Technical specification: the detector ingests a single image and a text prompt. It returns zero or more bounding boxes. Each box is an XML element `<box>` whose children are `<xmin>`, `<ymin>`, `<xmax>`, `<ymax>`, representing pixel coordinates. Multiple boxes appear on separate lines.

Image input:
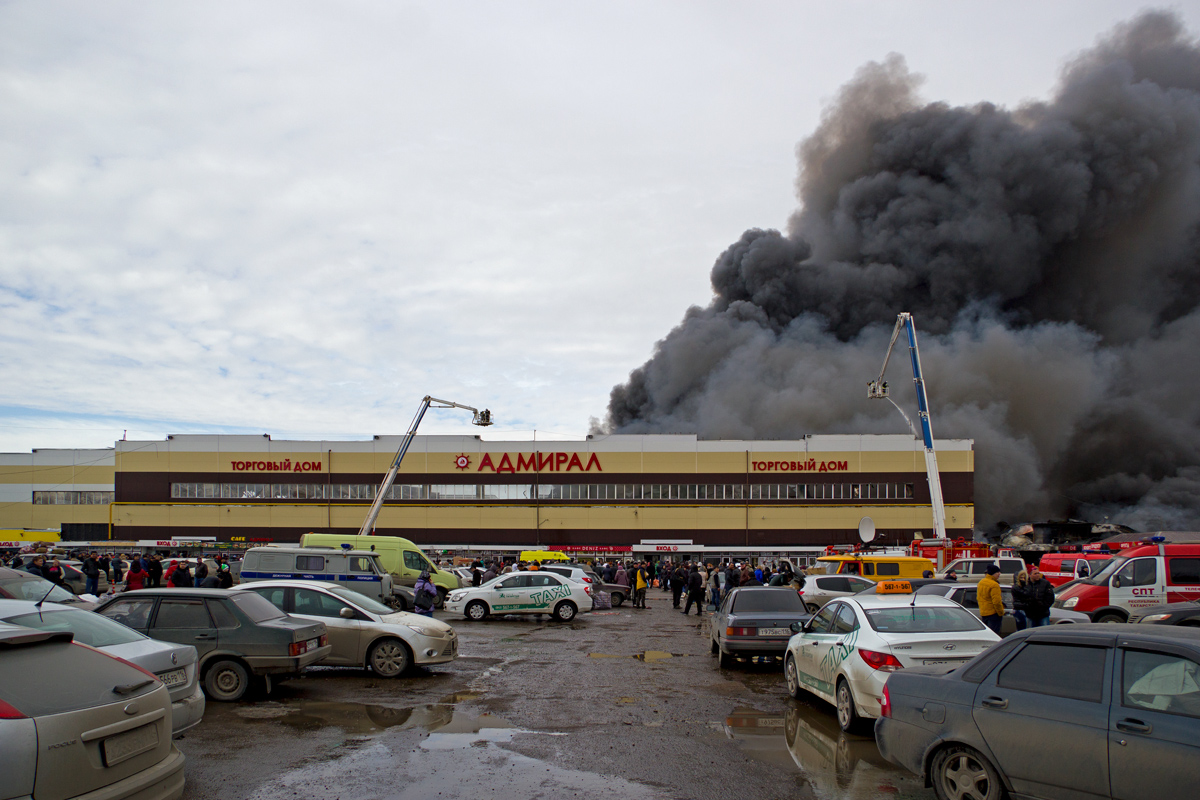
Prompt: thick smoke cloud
<box><xmin>603</xmin><ymin>12</ymin><xmax>1200</xmax><ymax>531</ymax></box>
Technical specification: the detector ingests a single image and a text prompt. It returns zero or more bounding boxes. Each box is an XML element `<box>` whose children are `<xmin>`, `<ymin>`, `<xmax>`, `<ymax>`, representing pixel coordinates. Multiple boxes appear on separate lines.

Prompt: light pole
<box><xmin>358</xmin><ymin>396</ymin><xmax>493</xmax><ymax>537</ymax></box>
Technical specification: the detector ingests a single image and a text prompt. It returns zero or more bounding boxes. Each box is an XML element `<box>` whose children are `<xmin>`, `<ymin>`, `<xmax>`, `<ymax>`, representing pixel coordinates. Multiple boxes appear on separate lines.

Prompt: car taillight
<box><xmin>319</xmin><ymin>634</ymin><xmax>328</xmax><ymax>647</ymax></box>
<box><xmin>583</xmin><ymin>576</ymin><xmax>593</xmax><ymax>583</ymax></box>
<box><xmin>727</xmin><ymin>627</ymin><xmax>757</xmax><ymax>636</ymax></box>
<box><xmin>0</xmin><ymin>698</ymin><xmax>27</xmax><ymax>719</ymax></box>
<box><xmin>880</xmin><ymin>684</ymin><xmax>892</xmax><ymax>718</ymax></box>
<box><xmin>859</xmin><ymin>649</ymin><xmax>904</xmax><ymax>672</ymax></box>
<box><xmin>584</xmin><ymin>586</ymin><xmax>592</xmax><ymax>595</ymax></box>
<box><xmin>289</xmin><ymin>642</ymin><xmax>304</xmax><ymax>656</ymax></box>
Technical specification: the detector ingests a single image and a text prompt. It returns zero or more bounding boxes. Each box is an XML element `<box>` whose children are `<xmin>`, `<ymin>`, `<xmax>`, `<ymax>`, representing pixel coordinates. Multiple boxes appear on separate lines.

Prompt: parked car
<box><xmin>875</xmin><ymin>624</ymin><xmax>1200</xmax><ymax>800</ymax></box>
<box><xmin>93</xmin><ymin>588</ymin><xmax>330</xmax><ymax>702</ymax></box>
<box><xmin>56</xmin><ymin>558</ymin><xmax>112</xmax><ymax>594</ymax></box>
<box><xmin>1037</xmin><ymin>552</ymin><xmax>1114</xmax><ymax>587</ymax></box>
<box><xmin>445</xmin><ymin>571</ymin><xmax>592</xmax><ymax>622</ymax></box>
<box><xmin>1054</xmin><ymin>543</ymin><xmax>1200</xmax><ymax>623</ymax></box>
<box><xmin>233</xmin><ymin>580</ymin><xmax>458</xmax><ymax>676</ymax></box>
<box><xmin>238</xmin><ymin>546</ymin><xmax>396</xmax><ymax>605</ymax></box>
<box><xmin>784</xmin><ymin>588</ymin><xmax>999</xmax><ymax>732</ymax></box>
<box><xmin>0</xmin><ymin>599</ymin><xmax>204</xmax><ymax>736</ymax></box>
<box><xmin>912</xmin><ymin>581</ymin><xmax>1090</xmax><ymax>634</ymax></box>
<box><xmin>0</xmin><ymin>565</ymin><xmax>97</xmax><ymax>608</ymax></box>
<box><xmin>1129</xmin><ymin>601</ymin><xmax>1200</xmax><ymax>626</ymax></box>
<box><xmin>799</xmin><ymin>574</ymin><xmax>877</xmax><ymax>613</ymax></box>
<box><xmin>539</xmin><ymin>563</ymin><xmax>628</xmax><ymax>606</ymax></box>
<box><xmin>711</xmin><ymin>587</ymin><xmax>811</xmax><ymax>669</ymax></box>
<box><xmin>936</xmin><ymin>557</ymin><xmax>1026</xmax><ymax>585</ymax></box>
<box><xmin>0</xmin><ymin>622</ymin><xmax>186</xmax><ymax>800</ymax></box>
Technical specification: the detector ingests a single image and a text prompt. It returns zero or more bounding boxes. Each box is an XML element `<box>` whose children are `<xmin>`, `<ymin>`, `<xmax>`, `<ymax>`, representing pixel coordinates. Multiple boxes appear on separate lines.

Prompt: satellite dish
<box><xmin>858</xmin><ymin>517</ymin><xmax>876</xmax><ymax>544</ymax></box>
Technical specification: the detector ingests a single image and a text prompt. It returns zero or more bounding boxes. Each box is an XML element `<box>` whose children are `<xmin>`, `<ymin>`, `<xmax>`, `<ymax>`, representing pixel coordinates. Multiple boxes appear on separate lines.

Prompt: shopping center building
<box><xmin>2</xmin><ymin>433</ymin><xmax>974</xmax><ymax>554</ymax></box>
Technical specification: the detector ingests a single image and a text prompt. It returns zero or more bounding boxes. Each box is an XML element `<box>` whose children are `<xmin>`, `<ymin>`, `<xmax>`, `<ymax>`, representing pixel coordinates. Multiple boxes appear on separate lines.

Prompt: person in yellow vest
<box><xmin>978</xmin><ymin>564</ymin><xmax>1005</xmax><ymax>635</ymax></box>
<box><xmin>633</xmin><ymin>562</ymin><xmax>649</xmax><ymax>609</ymax></box>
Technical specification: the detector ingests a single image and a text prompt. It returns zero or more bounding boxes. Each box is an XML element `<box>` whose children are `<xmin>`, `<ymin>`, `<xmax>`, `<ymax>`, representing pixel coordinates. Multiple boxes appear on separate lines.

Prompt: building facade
<box><xmin>101</xmin><ymin>433</ymin><xmax>973</xmax><ymax>548</ymax></box>
<box><xmin>0</xmin><ymin>448</ymin><xmax>114</xmax><ymax>542</ymax></box>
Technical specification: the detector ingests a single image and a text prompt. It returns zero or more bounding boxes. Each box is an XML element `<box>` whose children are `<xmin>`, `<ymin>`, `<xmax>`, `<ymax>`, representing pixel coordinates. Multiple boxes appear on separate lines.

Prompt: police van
<box><xmin>238</xmin><ymin>546</ymin><xmax>395</xmax><ymax>604</ymax></box>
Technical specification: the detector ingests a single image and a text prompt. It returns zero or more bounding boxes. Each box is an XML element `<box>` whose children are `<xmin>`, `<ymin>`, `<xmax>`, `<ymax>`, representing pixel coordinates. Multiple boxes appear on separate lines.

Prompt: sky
<box><xmin>3</xmin><ymin>1</ymin><xmax>1198</xmax><ymax>453</ymax></box>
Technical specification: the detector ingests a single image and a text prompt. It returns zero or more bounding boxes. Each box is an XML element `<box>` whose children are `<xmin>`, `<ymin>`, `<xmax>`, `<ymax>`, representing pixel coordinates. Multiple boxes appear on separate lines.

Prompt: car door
<box><xmin>289</xmin><ymin>586</ymin><xmax>363</xmax><ymax>665</ymax></box>
<box><xmin>794</xmin><ymin>603</ymin><xmax>842</xmax><ymax>705</ymax></box>
<box><xmin>972</xmin><ymin>639</ymin><xmax>1112</xmax><ymax>799</ymax></box>
<box><xmin>490</xmin><ymin>574</ymin><xmax>529</xmax><ymax>612</ymax></box>
<box><xmin>525</xmin><ymin>574</ymin><xmax>570</xmax><ymax>610</ymax></box>
<box><xmin>149</xmin><ymin>596</ymin><xmax>220</xmax><ymax>662</ymax></box>
<box><xmin>1110</xmin><ymin>557</ymin><xmax>1162</xmax><ymax>617</ymax></box>
<box><xmin>1109</xmin><ymin>643</ymin><xmax>1200</xmax><ymax>800</ymax></box>
<box><xmin>953</xmin><ymin>587</ymin><xmax>1017</xmax><ymax>636</ymax></box>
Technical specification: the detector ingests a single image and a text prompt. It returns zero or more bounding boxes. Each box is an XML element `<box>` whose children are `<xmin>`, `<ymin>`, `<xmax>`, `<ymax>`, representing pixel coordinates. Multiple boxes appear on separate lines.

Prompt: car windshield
<box><xmin>1086</xmin><ymin>555</ymin><xmax>1130</xmax><ymax>584</ymax></box>
<box><xmin>0</xmin><ymin>576</ymin><xmax>80</xmax><ymax>604</ymax></box>
<box><xmin>731</xmin><ymin>590</ymin><xmax>805</xmax><ymax>613</ymax></box>
<box><xmin>326</xmin><ymin>585</ymin><xmax>393</xmax><ymax>616</ymax></box>
<box><xmin>229</xmin><ymin>591</ymin><xmax>287</xmax><ymax>622</ymax></box>
<box><xmin>6</xmin><ymin>607</ymin><xmax>145</xmax><ymax>647</ymax></box>
<box><xmin>863</xmin><ymin>605</ymin><xmax>986</xmax><ymax>633</ymax></box>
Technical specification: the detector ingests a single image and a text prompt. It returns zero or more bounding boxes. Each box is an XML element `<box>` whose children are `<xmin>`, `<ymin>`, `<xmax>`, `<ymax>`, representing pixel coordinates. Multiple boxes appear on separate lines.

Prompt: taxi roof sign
<box><xmin>877</xmin><ymin>580</ymin><xmax>913</xmax><ymax>594</ymax></box>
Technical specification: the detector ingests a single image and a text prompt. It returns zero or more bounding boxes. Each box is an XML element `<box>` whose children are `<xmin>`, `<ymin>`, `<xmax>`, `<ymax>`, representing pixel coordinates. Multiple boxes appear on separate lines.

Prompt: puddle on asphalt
<box><xmin>587</xmin><ymin>649</ymin><xmax>690</xmax><ymax>662</ymax></box>
<box><xmin>719</xmin><ymin>704</ymin><xmax>928</xmax><ymax>800</ymax></box>
<box><xmin>231</xmin><ymin>698</ymin><xmax>515</xmax><ymax>741</ymax></box>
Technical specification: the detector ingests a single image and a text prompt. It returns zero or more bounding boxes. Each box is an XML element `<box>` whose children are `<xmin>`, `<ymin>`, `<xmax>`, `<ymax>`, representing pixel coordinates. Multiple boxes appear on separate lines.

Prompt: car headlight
<box><xmin>406</xmin><ymin>624</ymin><xmax>441</xmax><ymax>637</ymax></box>
<box><xmin>1138</xmin><ymin>613</ymin><xmax>1172</xmax><ymax>623</ymax></box>
<box><xmin>448</xmin><ymin>593</ymin><xmax>464</xmax><ymax>602</ymax></box>
<box><xmin>1062</xmin><ymin>596</ymin><xmax>1079</xmax><ymax>608</ymax></box>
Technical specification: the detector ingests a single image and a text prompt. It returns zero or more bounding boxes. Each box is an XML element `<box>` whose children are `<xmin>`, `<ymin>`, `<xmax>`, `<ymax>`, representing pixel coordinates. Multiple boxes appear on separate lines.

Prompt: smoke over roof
<box><xmin>601</xmin><ymin>11</ymin><xmax>1200</xmax><ymax>531</ymax></box>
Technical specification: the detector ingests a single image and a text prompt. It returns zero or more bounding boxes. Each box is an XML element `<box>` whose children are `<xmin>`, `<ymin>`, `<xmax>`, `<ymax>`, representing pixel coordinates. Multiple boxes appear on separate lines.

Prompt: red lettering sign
<box><xmin>476</xmin><ymin>452</ymin><xmax>604</xmax><ymax>473</ymax></box>
<box><xmin>230</xmin><ymin>460</ymin><xmax>323</xmax><ymax>473</ymax></box>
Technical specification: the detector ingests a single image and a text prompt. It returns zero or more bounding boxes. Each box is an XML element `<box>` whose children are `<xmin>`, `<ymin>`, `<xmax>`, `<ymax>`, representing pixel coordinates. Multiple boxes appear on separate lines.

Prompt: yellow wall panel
<box><xmin>694</xmin><ymin>507</ymin><xmax>748</xmax><ymax>529</ymax></box>
<box><xmin>859</xmin><ymin>452</ymin><xmax>920</xmax><ymax>472</ymax></box>
<box><xmin>584</xmin><ymin>506</ymin><xmax>641</xmax><ymax>530</ymax></box>
<box><xmin>476</xmin><ymin>507</ymin><xmax>539</xmax><ymax>528</ymax></box>
<box><xmin>696</xmin><ymin>453</ymin><xmax>749</xmax><ymax>473</ymax></box>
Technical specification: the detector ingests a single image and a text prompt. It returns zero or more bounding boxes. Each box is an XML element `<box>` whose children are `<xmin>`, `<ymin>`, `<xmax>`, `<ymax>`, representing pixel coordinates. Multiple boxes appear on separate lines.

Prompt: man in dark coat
<box><xmin>682</xmin><ymin>564</ymin><xmax>706</xmax><ymax>615</ymax></box>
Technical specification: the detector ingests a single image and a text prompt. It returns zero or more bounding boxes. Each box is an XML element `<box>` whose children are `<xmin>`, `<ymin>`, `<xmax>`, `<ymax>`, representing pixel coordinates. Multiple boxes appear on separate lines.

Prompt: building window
<box><xmin>32</xmin><ymin>491</ymin><xmax>114</xmax><ymax>505</ymax></box>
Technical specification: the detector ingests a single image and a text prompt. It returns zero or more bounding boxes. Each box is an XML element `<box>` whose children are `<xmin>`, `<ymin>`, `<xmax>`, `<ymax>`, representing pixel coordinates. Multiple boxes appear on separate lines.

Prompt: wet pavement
<box><xmin>176</xmin><ymin>593</ymin><xmax>933</xmax><ymax>800</ymax></box>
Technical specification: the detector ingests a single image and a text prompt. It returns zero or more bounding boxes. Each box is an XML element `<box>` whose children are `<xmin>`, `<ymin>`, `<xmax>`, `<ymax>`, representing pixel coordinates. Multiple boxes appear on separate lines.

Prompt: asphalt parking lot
<box><xmin>177</xmin><ymin>591</ymin><xmax>932</xmax><ymax>800</ymax></box>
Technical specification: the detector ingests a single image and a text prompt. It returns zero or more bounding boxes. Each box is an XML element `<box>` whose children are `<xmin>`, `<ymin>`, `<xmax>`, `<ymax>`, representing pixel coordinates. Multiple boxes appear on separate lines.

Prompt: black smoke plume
<box><xmin>602</xmin><ymin>11</ymin><xmax>1200</xmax><ymax>531</ymax></box>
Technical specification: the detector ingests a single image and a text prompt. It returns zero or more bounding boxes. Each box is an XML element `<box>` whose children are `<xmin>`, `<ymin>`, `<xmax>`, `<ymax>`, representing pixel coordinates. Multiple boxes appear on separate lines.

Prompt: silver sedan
<box><xmin>0</xmin><ymin>599</ymin><xmax>204</xmax><ymax>737</ymax></box>
<box><xmin>234</xmin><ymin>580</ymin><xmax>458</xmax><ymax>677</ymax></box>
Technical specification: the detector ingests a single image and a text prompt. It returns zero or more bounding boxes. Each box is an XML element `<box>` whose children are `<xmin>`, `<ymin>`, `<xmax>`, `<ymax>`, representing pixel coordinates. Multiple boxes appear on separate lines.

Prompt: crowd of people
<box><xmin>448</xmin><ymin>556</ymin><xmax>809</xmax><ymax>614</ymax></box>
<box><xmin>2</xmin><ymin>550</ymin><xmax>235</xmax><ymax>594</ymax></box>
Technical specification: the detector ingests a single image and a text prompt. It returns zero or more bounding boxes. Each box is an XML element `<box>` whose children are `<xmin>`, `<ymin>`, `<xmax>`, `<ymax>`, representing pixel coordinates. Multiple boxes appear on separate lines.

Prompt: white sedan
<box><xmin>784</xmin><ymin>588</ymin><xmax>1000</xmax><ymax>732</ymax></box>
<box><xmin>445</xmin><ymin>570</ymin><xmax>592</xmax><ymax>622</ymax></box>
<box><xmin>234</xmin><ymin>580</ymin><xmax>458</xmax><ymax>676</ymax></box>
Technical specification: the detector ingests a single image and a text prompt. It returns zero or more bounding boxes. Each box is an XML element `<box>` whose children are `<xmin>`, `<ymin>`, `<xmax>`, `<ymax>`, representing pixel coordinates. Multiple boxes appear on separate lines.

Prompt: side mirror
<box><xmin>1112</xmin><ymin>576</ymin><xmax>1122</xmax><ymax>589</ymax></box>
<box><xmin>790</xmin><ymin>621</ymin><xmax>804</xmax><ymax>634</ymax></box>
<box><xmin>339</xmin><ymin>607</ymin><xmax>355</xmax><ymax>619</ymax></box>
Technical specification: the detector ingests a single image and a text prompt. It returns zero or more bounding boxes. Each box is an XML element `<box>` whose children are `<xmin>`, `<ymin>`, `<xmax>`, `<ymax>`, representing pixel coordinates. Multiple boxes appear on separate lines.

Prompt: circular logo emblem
<box><xmin>454</xmin><ymin>454</ymin><xmax>471</xmax><ymax>470</ymax></box>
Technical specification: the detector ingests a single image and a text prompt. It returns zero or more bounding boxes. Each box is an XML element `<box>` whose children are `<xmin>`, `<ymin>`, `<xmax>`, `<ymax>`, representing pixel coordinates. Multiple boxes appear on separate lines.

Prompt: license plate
<box><xmin>923</xmin><ymin>658</ymin><xmax>969</xmax><ymax>666</ymax></box>
<box><xmin>758</xmin><ymin>628</ymin><xmax>790</xmax><ymax>636</ymax></box>
<box><xmin>157</xmin><ymin>668</ymin><xmax>187</xmax><ymax>688</ymax></box>
<box><xmin>102</xmin><ymin>723</ymin><xmax>159</xmax><ymax>767</ymax></box>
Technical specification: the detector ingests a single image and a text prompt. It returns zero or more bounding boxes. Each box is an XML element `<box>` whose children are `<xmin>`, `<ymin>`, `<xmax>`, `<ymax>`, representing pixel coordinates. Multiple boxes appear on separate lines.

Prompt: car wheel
<box><xmin>718</xmin><ymin>649</ymin><xmax>734</xmax><ymax>669</ymax></box>
<box><xmin>465</xmin><ymin>600</ymin><xmax>489</xmax><ymax>621</ymax></box>
<box><xmin>784</xmin><ymin>655</ymin><xmax>804</xmax><ymax>699</ymax></box>
<box><xmin>711</xmin><ymin>637</ymin><xmax>720</xmax><ymax>655</ymax></box>
<box><xmin>611</xmin><ymin>592</ymin><xmax>625</xmax><ymax>607</ymax></box>
<box><xmin>204</xmin><ymin>659</ymin><xmax>251</xmax><ymax>702</ymax></box>
<box><xmin>367</xmin><ymin>637</ymin><xmax>411</xmax><ymax>678</ymax></box>
<box><xmin>806</xmin><ymin>603</ymin><xmax>821</xmax><ymax>614</ymax></box>
<box><xmin>1095</xmin><ymin>612</ymin><xmax>1127</xmax><ymax>624</ymax></box>
<box><xmin>835</xmin><ymin>678</ymin><xmax>863</xmax><ymax>733</ymax></box>
<box><xmin>434</xmin><ymin>588</ymin><xmax>447</xmax><ymax>610</ymax></box>
<box><xmin>553</xmin><ymin>601</ymin><xmax>577</xmax><ymax>622</ymax></box>
<box><xmin>931</xmin><ymin>745</ymin><xmax>1004</xmax><ymax>800</ymax></box>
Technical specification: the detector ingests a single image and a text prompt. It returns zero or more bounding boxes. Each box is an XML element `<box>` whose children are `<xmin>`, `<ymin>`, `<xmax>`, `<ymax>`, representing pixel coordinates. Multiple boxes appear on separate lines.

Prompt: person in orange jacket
<box><xmin>978</xmin><ymin>564</ymin><xmax>1005</xmax><ymax>635</ymax></box>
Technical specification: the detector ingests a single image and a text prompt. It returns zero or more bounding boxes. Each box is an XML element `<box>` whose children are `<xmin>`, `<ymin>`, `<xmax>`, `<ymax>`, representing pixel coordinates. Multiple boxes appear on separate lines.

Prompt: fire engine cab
<box><xmin>1053</xmin><ymin>540</ymin><xmax>1200</xmax><ymax>623</ymax></box>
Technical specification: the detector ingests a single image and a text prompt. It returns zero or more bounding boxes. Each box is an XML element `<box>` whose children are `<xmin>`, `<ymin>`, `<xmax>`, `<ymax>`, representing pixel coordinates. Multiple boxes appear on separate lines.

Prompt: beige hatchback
<box><xmin>0</xmin><ymin>622</ymin><xmax>185</xmax><ymax>800</ymax></box>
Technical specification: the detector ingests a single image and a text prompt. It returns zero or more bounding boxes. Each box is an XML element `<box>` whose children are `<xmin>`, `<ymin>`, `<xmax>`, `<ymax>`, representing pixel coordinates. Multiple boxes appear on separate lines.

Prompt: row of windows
<box><xmin>169</xmin><ymin>482</ymin><xmax>917</xmax><ymax>503</ymax></box>
<box><xmin>32</xmin><ymin>491</ymin><xmax>115</xmax><ymax>505</ymax></box>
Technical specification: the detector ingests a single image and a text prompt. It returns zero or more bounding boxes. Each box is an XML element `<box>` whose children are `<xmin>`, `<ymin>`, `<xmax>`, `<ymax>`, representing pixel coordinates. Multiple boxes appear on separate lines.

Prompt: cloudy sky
<box><xmin>3</xmin><ymin>1</ymin><xmax>1196</xmax><ymax>452</ymax></box>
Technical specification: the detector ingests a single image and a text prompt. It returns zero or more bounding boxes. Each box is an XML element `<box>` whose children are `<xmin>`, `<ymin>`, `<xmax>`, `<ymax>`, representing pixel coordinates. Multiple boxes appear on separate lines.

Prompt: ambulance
<box><xmin>1053</xmin><ymin>540</ymin><xmax>1200</xmax><ymax>622</ymax></box>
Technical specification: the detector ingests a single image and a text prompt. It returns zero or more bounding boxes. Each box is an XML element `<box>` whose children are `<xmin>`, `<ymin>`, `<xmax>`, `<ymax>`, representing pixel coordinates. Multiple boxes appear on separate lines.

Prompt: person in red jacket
<box><xmin>124</xmin><ymin>560</ymin><xmax>147</xmax><ymax>591</ymax></box>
